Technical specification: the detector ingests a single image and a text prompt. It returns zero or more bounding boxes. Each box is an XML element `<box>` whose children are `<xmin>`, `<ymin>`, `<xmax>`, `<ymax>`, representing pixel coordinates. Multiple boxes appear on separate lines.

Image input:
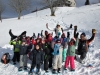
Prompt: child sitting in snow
<box><xmin>64</xmin><ymin>32</ymin><xmax>79</xmax><ymax>71</ymax></box>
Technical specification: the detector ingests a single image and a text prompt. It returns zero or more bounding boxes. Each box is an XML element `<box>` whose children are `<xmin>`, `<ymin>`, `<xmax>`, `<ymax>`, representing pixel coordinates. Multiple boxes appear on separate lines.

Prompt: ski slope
<box><xmin>0</xmin><ymin>3</ymin><xmax>100</xmax><ymax>75</ymax></box>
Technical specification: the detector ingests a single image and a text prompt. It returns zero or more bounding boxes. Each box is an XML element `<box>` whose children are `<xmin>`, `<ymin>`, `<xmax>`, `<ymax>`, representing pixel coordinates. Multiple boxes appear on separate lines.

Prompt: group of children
<box><xmin>9</xmin><ymin>24</ymin><xmax>96</xmax><ymax>75</ymax></box>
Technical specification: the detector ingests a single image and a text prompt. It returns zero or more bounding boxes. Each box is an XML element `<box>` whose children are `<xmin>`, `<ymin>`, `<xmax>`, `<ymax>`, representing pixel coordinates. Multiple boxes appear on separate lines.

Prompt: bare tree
<box><xmin>44</xmin><ymin>0</ymin><xmax>58</xmax><ymax>16</ymax></box>
<box><xmin>0</xmin><ymin>0</ymin><xmax>5</xmax><ymax>22</ymax></box>
<box><xmin>99</xmin><ymin>0</ymin><xmax>100</xmax><ymax>3</ymax></box>
<box><xmin>9</xmin><ymin>0</ymin><xmax>31</xmax><ymax>19</ymax></box>
<box><xmin>85</xmin><ymin>0</ymin><xmax>90</xmax><ymax>5</ymax></box>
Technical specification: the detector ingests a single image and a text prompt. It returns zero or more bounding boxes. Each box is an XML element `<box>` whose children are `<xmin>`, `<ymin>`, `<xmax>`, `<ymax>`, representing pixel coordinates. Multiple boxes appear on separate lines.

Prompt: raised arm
<box><xmin>66</xmin><ymin>32</ymin><xmax>70</xmax><ymax>43</ymax></box>
<box><xmin>74</xmin><ymin>33</ymin><xmax>79</xmax><ymax>46</ymax></box>
<box><xmin>87</xmin><ymin>29</ymin><xmax>96</xmax><ymax>44</ymax></box>
<box><xmin>63</xmin><ymin>24</ymin><xmax>73</xmax><ymax>31</ymax></box>
<box><xmin>46</xmin><ymin>23</ymin><xmax>55</xmax><ymax>31</ymax></box>
<box><xmin>74</xmin><ymin>26</ymin><xmax>77</xmax><ymax>39</ymax></box>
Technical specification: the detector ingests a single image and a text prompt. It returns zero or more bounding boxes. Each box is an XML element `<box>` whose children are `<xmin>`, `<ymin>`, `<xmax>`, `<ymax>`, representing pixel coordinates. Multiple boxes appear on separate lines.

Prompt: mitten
<box><xmin>67</xmin><ymin>32</ymin><xmax>70</xmax><ymax>38</ymax></box>
<box><xmin>92</xmin><ymin>29</ymin><xmax>96</xmax><ymax>34</ymax></box>
<box><xmin>74</xmin><ymin>26</ymin><xmax>77</xmax><ymax>31</ymax></box>
<box><xmin>33</xmin><ymin>33</ymin><xmax>36</xmax><ymax>38</ymax></box>
<box><xmin>41</xmin><ymin>30</ymin><xmax>43</xmax><ymax>37</ymax></box>
<box><xmin>70</xmin><ymin>24</ymin><xmax>73</xmax><ymax>28</ymax></box>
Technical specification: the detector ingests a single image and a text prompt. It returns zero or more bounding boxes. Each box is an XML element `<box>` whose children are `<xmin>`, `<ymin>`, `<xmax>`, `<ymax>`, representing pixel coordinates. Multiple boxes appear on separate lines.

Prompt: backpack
<box><xmin>78</xmin><ymin>40</ymin><xmax>87</xmax><ymax>52</ymax></box>
<box><xmin>52</xmin><ymin>44</ymin><xmax>60</xmax><ymax>55</ymax></box>
<box><xmin>1</xmin><ymin>53</ymin><xmax>10</xmax><ymax>64</ymax></box>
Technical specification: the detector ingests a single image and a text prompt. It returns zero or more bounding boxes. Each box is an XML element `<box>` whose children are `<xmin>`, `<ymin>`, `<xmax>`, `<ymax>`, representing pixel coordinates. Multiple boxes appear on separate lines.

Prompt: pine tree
<box><xmin>85</xmin><ymin>0</ymin><xmax>90</xmax><ymax>5</ymax></box>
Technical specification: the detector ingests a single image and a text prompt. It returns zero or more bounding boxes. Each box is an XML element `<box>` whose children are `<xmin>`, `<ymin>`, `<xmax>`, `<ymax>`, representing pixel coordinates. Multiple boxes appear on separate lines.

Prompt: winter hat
<box><xmin>81</xmin><ymin>32</ymin><xmax>86</xmax><ymax>36</ymax></box>
<box><xmin>56</xmin><ymin>38</ymin><xmax>61</xmax><ymax>43</ymax></box>
<box><xmin>56</xmin><ymin>24</ymin><xmax>60</xmax><ymax>27</ymax></box>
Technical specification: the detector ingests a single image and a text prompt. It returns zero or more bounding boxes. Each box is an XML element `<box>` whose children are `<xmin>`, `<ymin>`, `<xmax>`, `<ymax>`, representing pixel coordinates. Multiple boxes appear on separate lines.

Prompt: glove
<box><xmin>76</xmin><ymin>32</ymin><xmax>79</xmax><ymax>38</ymax></box>
<box><xmin>41</xmin><ymin>30</ymin><xmax>43</xmax><ymax>37</ymax></box>
<box><xmin>92</xmin><ymin>29</ymin><xmax>96</xmax><ymax>34</ymax></box>
<box><xmin>74</xmin><ymin>26</ymin><xmax>77</xmax><ymax>31</ymax></box>
<box><xmin>67</xmin><ymin>32</ymin><xmax>70</xmax><ymax>38</ymax></box>
<box><xmin>33</xmin><ymin>33</ymin><xmax>36</xmax><ymax>38</ymax></box>
<box><xmin>70</xmin><ymin>24</ymin><xmax>73</xmax><ymax>28</ymax></box>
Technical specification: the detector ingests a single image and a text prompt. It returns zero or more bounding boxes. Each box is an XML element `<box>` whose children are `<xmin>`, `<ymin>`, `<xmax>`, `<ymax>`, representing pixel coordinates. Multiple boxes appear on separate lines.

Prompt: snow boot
<box><xmin>58</xmin><ymin>68</ymin><xmax>61</xmax><ymax>73</ymax></box>
<box><xmin>18</xmin><ymin>67</ymin><xmax>23</xmax><ymax>71</ymax></box>
<box><xmin>52</xmin><ymin>69</ymin><xmax>57</xmax><ymax>74</ymax></box>
<box><xmin>24</xmin><ymin>66</ymin><xmax>27</xmax><ymax>70</ymax></box>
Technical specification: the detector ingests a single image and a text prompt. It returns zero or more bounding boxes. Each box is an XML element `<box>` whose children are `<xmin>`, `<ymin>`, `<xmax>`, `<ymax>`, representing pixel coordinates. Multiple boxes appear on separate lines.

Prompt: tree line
<box><xmin>0</xmin><ymin>0</ymin><xmax>92</xmax><ymax>22</ymax></box>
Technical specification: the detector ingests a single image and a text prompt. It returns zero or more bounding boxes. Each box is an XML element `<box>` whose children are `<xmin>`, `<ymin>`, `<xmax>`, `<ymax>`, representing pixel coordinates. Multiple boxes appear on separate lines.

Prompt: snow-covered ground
<box><xmin>0</xmin><ymin>2</ymin><xmax>100</xmax><ymax>75</ymax></box>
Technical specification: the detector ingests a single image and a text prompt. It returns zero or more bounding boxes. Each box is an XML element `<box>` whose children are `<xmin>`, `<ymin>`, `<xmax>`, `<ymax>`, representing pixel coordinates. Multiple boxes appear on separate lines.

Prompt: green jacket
<box><xmin>9</xmin><ymin>40</ymin><xmax>21</xmax><ymax>52</ymax></box>
<box><xmin>67</xmin><ymin>38</ymin><xmax>78</xmax><ymax>56</ymax></box>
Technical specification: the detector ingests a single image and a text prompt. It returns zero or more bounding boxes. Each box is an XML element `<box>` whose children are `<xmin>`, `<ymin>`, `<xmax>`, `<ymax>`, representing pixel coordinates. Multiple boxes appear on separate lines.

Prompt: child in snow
<box><xmin>9</xmin><ymin>37</ymin><xmax>21</xmax><ymax>65</ymax></box>
<box><xmin>46</xmin><ymin>23</ymin><xmax>72</xmax><ymax>38</ymax></box>
<box><xmin>29</xmin><ymin>44</ymin><xmax>44</xmax><ymax>75</ymax></box>
<box><xmin>74</xmin><ymin>26</ymin><xmax>96</xmax><ymax>63</ymax></box>
<box><xmin>41</xmin><ymin>39</ymin><xmax>53</xmax><ymax>73</ymax></box>
<box><xmin>18</xmin><ymin>39</ymin><xmax>29</xmax><ymax>71</ymax></box>
<box><xmin>61</xmin><ymin>33</ymin><xmax>68</xmax><ymax>62</ymax></box>
<box><xmin>64</xmin><ymin>32</ymin><xmax>79</xmax><ymax>71</ymax></box>
<box><xmin>51</xmin><ymin>38</ymin><xmax>63</xmax><ymax>74</ymax></box>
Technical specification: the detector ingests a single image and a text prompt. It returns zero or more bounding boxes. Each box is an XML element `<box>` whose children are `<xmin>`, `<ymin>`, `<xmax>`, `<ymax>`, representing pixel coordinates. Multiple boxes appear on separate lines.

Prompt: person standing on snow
<box><xmin>61</xmin><ymin>33</ymin><xmax>68</xmax><ymax>62</ymax></box>
<box><xmin>64</xmin><ymin>32</ymin><xmax>79</xmax><ymax>71</ymax></box>
<box><xmin>51</xmin><ymin>38</ymin><xmax>63</xmax><ymax>74</ymax></box>
<box><xmin>18</xmin><ymin>39</ymin><xmax>29</xmax><ymax>71</ymax></box>
<box><xmin>46</xmin><ymin>23</ymin><xmax>72</xmax><ymax>38</ymax></box>
<box><xmin>74</xmin><ymin>26</ymin><xmax>96</xmax><ymax>63</ymax></box>
<box><xmin>9</xmin><ymin>37</ymin><xmax>21</xmax><ymax>65</ymax></box>
<box><xmin>41</xmin><ymin>39</ymin><xmax>53</xmax><ymax>73</ymax></box>
<box><xmin>29</xmin><ymin>44</ymin><xmax>44</xmax><ymax>75</ymax></box>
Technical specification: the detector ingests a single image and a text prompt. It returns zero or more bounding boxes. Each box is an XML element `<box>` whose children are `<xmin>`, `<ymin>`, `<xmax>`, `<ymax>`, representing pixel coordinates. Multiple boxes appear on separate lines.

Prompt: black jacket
<box><xmin>32</xmin><ymin>49</ymin><xmax>44</xmax><ymax>64</ymax></box>
<box><xmin>19</xmin><ymin>45</ymin><xmax>28</xmax><ymax>55</ymax></box>
<box><xmin>42</xmin><ymin>43</ymin><xmax>53</xmax><ymax>55</ymax></box>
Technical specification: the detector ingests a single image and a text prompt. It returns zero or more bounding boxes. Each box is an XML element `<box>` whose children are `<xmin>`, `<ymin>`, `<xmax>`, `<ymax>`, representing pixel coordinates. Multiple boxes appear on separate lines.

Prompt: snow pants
<box><xmin>62</xmin><ymin>48</ymin><xmax>67</xmax><ymax>62</ymax></box>
<box><xmin>76</xmin><ymin>50</ymin><xmax>87</xmax><ymax>60</ymax></box>
<box><xmin>44</xmin><ymin>55</ymin><xmax>52</xmax><ymax>70</ymax></box>
<box><xmin>30</xmin><ymin>64</ymin><xmax>40</xmax><ymax>72</ymax></box>
<box><xmin>12</xmin><ymin>52</ymin><xmax>20</xmax><ymax>62</ymax></box>
<box><xmin>52</xmin><ymin>54</ymin><xmax>62</xmax><ymax>69</ymax></box>
<box><xmin>19</xmin><ymin>55</ymin><xmax>27</xmax><ymax>67</ymax></box>
<box><xmin>64</xmin><ymin>56</ymin><xmax>75</xmax><ymax>70</ymax></box>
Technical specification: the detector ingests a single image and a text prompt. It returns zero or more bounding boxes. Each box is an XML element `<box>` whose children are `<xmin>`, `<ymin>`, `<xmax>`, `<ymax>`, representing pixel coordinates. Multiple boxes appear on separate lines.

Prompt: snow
<box><xmin>0</xmin><ymin>1</ymin><xmax>100</xmax><ymax>75</ymax></box>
